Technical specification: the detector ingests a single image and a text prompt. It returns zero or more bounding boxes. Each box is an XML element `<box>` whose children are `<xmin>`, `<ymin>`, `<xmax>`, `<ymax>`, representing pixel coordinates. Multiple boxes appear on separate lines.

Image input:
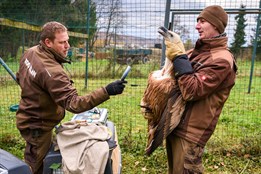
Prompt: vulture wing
<box><xmin>145</xmin><ymin>90</ymin><xmax>186</xmax><ymax>155</ymax></box>
<box><xmin>141</xmin><ymin>69</ymin><xmax>186</xmax><ymax>155</ymax></box>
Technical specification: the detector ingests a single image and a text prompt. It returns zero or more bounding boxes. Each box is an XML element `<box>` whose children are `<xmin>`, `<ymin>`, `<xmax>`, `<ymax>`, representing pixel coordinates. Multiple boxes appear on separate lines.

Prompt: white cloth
<box><xmin>56</xmin><ymin>121</ymin><xmax>110</xmax><ymax>174</ymax></box>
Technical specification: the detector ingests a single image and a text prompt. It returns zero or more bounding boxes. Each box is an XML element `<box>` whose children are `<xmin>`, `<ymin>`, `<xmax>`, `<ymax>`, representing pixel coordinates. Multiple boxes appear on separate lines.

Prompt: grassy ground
<box><xmin>0</xmin><ymin>59</ymin><xmax>260</xmax><ymax>173</ymax></box>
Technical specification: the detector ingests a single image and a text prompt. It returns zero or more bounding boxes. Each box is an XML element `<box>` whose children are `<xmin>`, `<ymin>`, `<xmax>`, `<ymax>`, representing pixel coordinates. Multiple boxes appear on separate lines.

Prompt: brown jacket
<box><xmin>16</xmin><ymin>42</ymin><xmax>110</xmax><ymax>131</ymax></box>
<box><xmin>174</xmin><ymin>37</ymin><xmax>237</xmax><ymax>147</ymax></box>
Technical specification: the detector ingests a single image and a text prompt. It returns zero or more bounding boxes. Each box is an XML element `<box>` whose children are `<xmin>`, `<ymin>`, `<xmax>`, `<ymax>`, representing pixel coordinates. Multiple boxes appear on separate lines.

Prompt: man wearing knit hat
<box><xmin>160</xmin><ymin>5</ymin><xmax>237</xmax><ymax>174</ymax></box>
<box><xmin>197</xmin><ymin>5</ymin><xmax>228</xmax><ymax>34</ymax></box>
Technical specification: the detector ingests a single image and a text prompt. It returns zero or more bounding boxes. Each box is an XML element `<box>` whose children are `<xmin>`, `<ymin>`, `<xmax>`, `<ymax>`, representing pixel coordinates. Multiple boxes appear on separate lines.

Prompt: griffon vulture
<box><xmin>140</xmin><ymin>27</ymin><xmax>186</xmax><ymax>155</ymax></box>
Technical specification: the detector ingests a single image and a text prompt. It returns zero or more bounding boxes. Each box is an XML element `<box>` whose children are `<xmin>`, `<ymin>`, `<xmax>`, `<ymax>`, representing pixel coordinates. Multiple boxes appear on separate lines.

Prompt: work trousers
<box><xmin>166</xmin><ymin>133</ymin><xmax>204</xmax><ymax>174</ymax></box>
<box><xmin>20</xmin><ymin>129</ymin><xmax>52</xmax><ymax>174</ymax></box>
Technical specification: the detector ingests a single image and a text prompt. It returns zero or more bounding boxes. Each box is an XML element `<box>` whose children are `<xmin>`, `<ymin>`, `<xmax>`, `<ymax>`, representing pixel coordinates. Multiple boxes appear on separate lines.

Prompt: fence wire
<box><xmin>0</xmin><ymin>0</ymin><xmax>260</xmax><ymax>166</ymax></box>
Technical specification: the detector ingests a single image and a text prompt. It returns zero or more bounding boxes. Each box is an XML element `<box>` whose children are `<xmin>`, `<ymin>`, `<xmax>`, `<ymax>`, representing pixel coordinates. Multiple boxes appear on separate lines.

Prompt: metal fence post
<box><xmin>248</xmin><ymin>0</ymin><xmax>261</xmax><ymax>93</ymax></box>
<box><xmin>161</xmin><ymin>0</ymin><xmax>171</xmax><ymax>68</ymax></box>
<box><xmin>85</xmin><ymin>0</ymin><xmax>91</xmax><ymax>88</ymax></box>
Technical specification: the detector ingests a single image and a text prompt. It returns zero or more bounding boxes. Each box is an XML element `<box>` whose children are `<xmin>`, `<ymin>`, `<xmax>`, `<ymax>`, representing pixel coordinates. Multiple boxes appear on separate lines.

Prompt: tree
<box><xmin>66</xmin><ymin>0</ymin><xmax>97</xmax><ymax>49</ymax></box>
<box><xmin>0</xmin><ymin>0</ymin><xmax>97</xmax><ymax>59</ymax></box>
<box><xmin>257</xmin><ymin>20</ymin><xmax>261</xmax><ymax>60</ymax></box>
<box><xmin>94</xmin><ymin>0</ymin><xmax>124</xmax><ymax>47</ymax></box>
<box><xmin>230</xmin><ymin>4</ymin><xmax>247</xmax><ymax>59</ymax></box>
<box><xmin>252</xmin><ymin>12</ymin><xmax>261</xmax><ymax>60</ymax></box>
<box><xmin>172</xmin><ymin>15</ymin><xmax>190</xmax><ymax>45</ymax></box>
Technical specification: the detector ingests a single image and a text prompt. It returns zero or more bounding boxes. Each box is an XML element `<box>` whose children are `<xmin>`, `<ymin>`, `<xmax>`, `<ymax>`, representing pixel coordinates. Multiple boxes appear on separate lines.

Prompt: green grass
<box><xmin>0</xmin><ymin>59</ymin><xmax>260</xmax><ymax>173</ymax></box>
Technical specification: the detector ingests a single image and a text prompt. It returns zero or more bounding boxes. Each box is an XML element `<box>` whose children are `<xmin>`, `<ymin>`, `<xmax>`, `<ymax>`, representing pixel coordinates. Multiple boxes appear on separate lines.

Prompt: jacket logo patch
<box><xmin>24</xmin><ymin>58</ymin><xmax>37</xmax><ymax>78</ymax></box>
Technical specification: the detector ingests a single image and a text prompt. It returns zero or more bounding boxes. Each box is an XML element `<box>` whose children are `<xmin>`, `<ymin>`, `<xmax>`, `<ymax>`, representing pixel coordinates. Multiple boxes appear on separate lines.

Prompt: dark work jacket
<box><xmin>16</xmin><ymin>42</ymin><xmax>110</xmax><ymax>131</ymax></box>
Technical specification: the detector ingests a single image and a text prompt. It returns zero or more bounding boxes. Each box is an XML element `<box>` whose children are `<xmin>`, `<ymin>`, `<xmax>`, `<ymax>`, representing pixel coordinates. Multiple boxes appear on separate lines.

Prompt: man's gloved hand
<box><xmin>164</xmin><ymin>31</ymin><xmax>186</xmax><ymax>61</ymax></box>
<box><xmin>105</xmin><ymin>80</ymin><xmax>127</xmax><ymax>95</ymax></box>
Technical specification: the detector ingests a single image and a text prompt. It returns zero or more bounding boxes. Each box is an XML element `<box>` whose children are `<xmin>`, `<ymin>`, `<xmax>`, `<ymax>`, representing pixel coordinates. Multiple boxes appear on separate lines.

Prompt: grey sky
<box><xmin>97</xmin><ymin>0</ymin><xmax>260</xmax><ymax>46</ymax></box>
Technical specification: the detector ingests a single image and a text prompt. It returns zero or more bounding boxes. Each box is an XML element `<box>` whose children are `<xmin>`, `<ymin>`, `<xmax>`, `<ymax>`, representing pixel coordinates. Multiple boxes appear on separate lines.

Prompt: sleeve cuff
<box><xmin>173</xmin><ymin>55</ymin><xmax>193</xmax><ymax>78</ymax></box>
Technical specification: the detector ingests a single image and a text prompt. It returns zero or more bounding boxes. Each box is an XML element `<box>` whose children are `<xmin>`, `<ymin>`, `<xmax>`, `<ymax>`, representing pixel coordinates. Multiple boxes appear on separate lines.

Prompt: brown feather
<box><xmin>141</xmin><ymin>58</ymin><xmax>186</xmax><ymax>155</ymax></box>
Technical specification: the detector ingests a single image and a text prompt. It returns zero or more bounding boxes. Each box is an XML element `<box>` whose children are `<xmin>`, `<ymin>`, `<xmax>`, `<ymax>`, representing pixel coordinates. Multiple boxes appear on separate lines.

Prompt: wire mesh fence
<box><xmin>0</xmin><ymin>0</ymin><xmax>260</xmax><ymax>172</ymax></box>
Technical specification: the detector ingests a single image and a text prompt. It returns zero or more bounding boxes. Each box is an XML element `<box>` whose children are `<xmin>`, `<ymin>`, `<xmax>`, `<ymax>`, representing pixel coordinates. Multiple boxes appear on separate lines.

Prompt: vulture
<box><xmin>140</xmin><ymin>27</ymin><xmax>186</xmax><ymax>155</ymax></box>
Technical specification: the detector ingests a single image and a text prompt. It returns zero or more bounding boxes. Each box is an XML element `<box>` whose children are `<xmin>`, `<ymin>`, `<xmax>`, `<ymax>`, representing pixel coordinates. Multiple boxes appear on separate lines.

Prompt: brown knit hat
<box><xmin>197</xmin><ymin>5</ymin><xmax>228</xmax><ymax>34</ymax></box>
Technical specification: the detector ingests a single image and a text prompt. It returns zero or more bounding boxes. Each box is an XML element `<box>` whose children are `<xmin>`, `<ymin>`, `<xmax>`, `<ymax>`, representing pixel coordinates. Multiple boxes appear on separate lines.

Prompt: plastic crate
<box><xmin>0</xmin><ymin>149</ymin><xmax>32</xmax><ymax>174</ymax></box>
<box><xmin>0</xmin><ymin>168</ymin><xmax>8</xmax><ymax>174</ymax></box>
<box><xmin>43</xmin><ymin>121</ymin><xmax>119</xmax><ymax>174</ymax></box>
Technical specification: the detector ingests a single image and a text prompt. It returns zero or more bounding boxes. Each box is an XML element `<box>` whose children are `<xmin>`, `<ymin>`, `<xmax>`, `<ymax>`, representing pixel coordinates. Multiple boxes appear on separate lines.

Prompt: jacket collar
<box><xmin>188</xmin><ymin>36</ymin><xmax>228</xmax><ymax>60</ymax></box>
<box><xmin>39</xmin><ymin>41</ymin><xmax>71</xmax><ymax>64</ymax></box>
<box><xmin>195</xmin><ymin>36</ymin><xmax>228</xmax><ymax>51</ymax></box>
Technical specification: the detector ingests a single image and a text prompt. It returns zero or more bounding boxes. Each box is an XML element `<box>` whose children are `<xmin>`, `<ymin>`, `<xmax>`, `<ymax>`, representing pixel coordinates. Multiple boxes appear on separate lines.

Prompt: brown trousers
<box><xmin>166</xmin><ymin>133</ymin><xmax>204</xmax><ymax>174</ymax></box>
<box><xmin>20</xmin><ymin>129</ymin><xmax>52</xmax><ymax>174</ymax></box>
